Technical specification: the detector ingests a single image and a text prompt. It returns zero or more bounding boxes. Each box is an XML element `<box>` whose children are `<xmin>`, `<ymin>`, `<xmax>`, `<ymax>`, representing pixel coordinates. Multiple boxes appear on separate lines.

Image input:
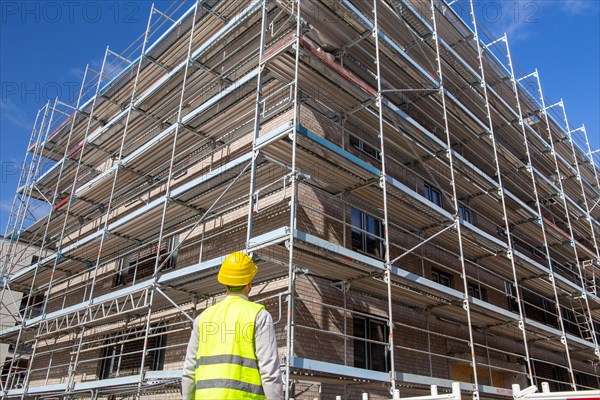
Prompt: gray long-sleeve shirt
<box><xmin>182</xmin><ymin>295</ymin><xmax>283</xmax><ymax>399</ymax></box>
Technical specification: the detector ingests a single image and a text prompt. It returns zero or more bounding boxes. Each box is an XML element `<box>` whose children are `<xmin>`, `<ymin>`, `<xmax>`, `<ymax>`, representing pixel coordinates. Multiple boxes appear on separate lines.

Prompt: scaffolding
<box><xmin>1</xmin><ymin>0</ymin><xmax>599</xmax><ymax>399</ymax></box>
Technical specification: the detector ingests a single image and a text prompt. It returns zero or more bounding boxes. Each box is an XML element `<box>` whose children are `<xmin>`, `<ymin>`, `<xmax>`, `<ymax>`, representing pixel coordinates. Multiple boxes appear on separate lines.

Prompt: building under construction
<box><xmin>1</xmin><ymin>0</ymin><xmax>599</xmax><ymax>398</ymax></box>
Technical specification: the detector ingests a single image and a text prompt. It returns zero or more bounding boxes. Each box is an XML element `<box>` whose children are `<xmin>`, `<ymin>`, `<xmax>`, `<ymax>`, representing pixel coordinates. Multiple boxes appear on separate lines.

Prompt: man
<box><xmin>182</xmin><ymin>251</ymin><xmax>283</xmax><ymax>399</ymax></box>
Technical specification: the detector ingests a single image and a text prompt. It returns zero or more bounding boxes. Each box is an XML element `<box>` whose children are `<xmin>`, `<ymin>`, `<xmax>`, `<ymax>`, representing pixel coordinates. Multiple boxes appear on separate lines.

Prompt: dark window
<box><xmin>458</xmin><ymin>205</ymin><xmax>473</xmax><ymax>224</ymax></box>
<box><xmin>161</xmin><ymin>235</ymin><xmax>179</xmax><ymax>271</ymax></box>
<box><xmin>19</xmin><ymin>293</ymin><xmax>45</xmax><ymax>319</ymax></box>
<box><xmin>150</xmin><ymin>326</ymin><xmax>167</xmax><ymax>371</ymax></box>
<box><xmin>172</xmin><ymin>168</ymin><xmax>188</xmax><ymax>180</ymax></box>
<box><xmin>353</xmin><ymin>315</ymin><xmax>389</xmax><ymax>372</ymax></box>
<box><xmin>574</xmin><ymin>372</ymin><xmax>585</xmax><ymax>389</ymax></box>
<box><xmin>116</xmin><ymin>248</ymin><xmax>170</xmax><ymax>286</ymax></box>
<box><xmin>114</xmin><ymin>256</ymin><xmax>130</xmax><ymax>287</ymax></box>
<box><xmin>351</xmin><ymin>208</ymin><xmax>384</xmax><ymax>258</ymax></box>
<box><xmin>99</xmin><ymin>344</ymin><xmax>119</xmax><ymax>379</ymax></box>
<box><xmin>1</xmin><ymin>358</ymin><xmax>28</xmax><ymax>389</ymax></box>
<box><xmin>560</xmin><ymin>307</ymin><xmax>580</xmax><ymax>336</ymax></box>
<box><xmin>552</xmin><ymin>366</ymin><xmax>569</xmax><ymax>391</ymax></box>
<box><xmin>504</xmin><ymin>281</ymin><xmax>519</xmax><ymax>312</ymax></box>
<box><xmin>432</xmin><ymin>269</ymin><xmax>452</xmax><ymax>288</ymax></box>
<box><xmin>497</xmin><ymin>227</ymin><xmax>508</xmax><ymax>239</ymax></box>
<box><xmin>132</xmin><ymin>253</ymin><xmax>158</xmax><ymax>283</ymax></box>
<box><xmin>349</xmin><ymin>135</ymin><xmax>381</xmax><ymax>161</ymax></box>
<box><xmin>468</xmin><ymin>283</ymin><xmax>486</xmax><ymax>301</ymax></box>
<box><xmin>98</xmin><ymin>326</ymin><xmax>167</xmax><ymax>379</ymax></box>
<box><xmin>531</xmin><ymin>246</ymin><xmax>547</xmax><ymax>260</ymax></box>
<box><xmin>7</xmin><ymin>342</ymin><xmax>31</xmax><ymax>356</ymax></box>
<box><xmin>424</xmin><ymin>183</ymin><xmax>442</xmax><ymax>207</ymax></box>
<box><xmin>542</xmin><ymin>299</ymin><xmax>558</xmax><ymax>327</ymax></box>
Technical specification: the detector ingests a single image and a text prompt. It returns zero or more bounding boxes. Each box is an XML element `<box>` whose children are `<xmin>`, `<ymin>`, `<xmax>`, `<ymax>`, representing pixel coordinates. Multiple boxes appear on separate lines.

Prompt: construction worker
<box><xmin>182</xmin><ymin>251</ymin><xmax>283</xmax><ymax>399</ymax></box>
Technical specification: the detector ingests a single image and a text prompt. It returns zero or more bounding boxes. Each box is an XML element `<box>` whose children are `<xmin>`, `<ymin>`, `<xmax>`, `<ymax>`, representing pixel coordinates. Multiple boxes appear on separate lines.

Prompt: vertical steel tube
<box><xmin>245</xmin><ymin>0</ymin><xmax>269</xmax><ymax>247</ymax></box>
<box><xmin>430</xmin><ymin>1</ymin><xmax>479</xmax><ymax>398</ymax></box>
<box><xmin>135</xmin><ymin>2</ymin><xmax>200</xmax><ymax>397</ymax></box>
<box><xmin>285</xmin><ymin>1</ymin><xmax>302</xmax><ymax>398</ymax></box>
<box><xmin>527</xmin><ymin>57</ymin><xmax>577</xmax><ymax>388</ymax></box>
<box><xmin>468</xmin><ymin>0</ymin><xmax>533</xmax><ymax>385</ymax></box>
<box><xmin>558</xmin><ymin>101</ymin><xmax>600</xmax><ymax>359</ymax></box>
<box><xmin>373</xmin><ymin>0</ymin><xmax>396</xmax><ymax>393</ymax></box>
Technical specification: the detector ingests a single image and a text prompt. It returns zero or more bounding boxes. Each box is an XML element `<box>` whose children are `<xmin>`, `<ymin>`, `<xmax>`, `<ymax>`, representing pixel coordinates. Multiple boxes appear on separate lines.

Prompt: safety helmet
<box><xmin>218</xmin><ymin>252</ymin><xmax>258</xmax><ymax>286</ymax></box>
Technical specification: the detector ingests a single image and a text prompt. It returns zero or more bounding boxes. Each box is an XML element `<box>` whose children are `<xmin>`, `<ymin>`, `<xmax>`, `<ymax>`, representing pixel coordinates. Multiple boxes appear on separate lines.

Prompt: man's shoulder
<box><xmin>256</xmin><ymin>308</ymin><xmax>274</xmax><ymax>324</ymax></box>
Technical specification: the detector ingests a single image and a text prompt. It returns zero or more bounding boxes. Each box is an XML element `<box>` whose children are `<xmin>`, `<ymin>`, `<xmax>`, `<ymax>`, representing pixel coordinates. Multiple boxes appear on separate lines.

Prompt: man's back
<box><xmin>182</xmin><ymin>294</ymin><xmax>283</xmax><ymax>400</ymax></box>
<box><xmin>195</xmin><ymin>296</ymin><xmax>266</xmax><ymax>399</ymax></box>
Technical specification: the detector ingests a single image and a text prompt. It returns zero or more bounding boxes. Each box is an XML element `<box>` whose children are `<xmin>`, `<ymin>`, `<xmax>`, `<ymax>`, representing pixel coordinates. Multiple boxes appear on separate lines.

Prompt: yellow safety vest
<box><xmin>195</xmin><ymin>296</ymin><xmax>266</xmax><ymax>399</ymax></box>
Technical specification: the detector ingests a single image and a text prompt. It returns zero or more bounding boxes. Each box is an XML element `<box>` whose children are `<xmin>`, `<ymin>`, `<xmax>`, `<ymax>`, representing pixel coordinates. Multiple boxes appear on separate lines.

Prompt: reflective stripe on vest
<box><xmin>194</xmin><ymin>296</ymin><xmax>266</xmax><ymax>400</ymax></box>
<box><xmin>196</xmin><ymin>355</ymin><xmax>259</xmax><ymax>370</ymax></box>
<box><xmin>196</xmin><ymin>379</ymin><xmax>265</xmax><ymax>396</ymax></box>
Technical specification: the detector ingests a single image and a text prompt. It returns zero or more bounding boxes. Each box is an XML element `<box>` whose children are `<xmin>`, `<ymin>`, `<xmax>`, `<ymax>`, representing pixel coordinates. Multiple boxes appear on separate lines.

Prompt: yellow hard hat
<box><xmin>218</xmin><ymin>252</ymin><xmax>258</xmax><ymax>286</ymax></box>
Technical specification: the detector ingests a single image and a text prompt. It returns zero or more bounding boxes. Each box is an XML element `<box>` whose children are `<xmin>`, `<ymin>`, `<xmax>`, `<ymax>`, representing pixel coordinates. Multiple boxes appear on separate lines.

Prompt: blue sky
<box><xmin>0</xmin><ymin>0</ymin><xmax>599</xmax><ymax>234</ymax></box>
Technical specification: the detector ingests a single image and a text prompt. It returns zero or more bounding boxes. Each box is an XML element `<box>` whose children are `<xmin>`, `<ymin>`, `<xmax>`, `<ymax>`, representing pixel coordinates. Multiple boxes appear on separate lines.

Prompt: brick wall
<box><xmin>17</xmin><ymin>99</ymin><xmax>600</xmax><ymax>398</ymax></box>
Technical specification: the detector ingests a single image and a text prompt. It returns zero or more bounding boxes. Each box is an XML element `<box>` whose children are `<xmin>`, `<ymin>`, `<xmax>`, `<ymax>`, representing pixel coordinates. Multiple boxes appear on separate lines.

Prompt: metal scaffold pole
<box><xmin>373</xmin><ymin>0</ymin><xmax>397</xmax><ymax>394</ymax></box>
<box><xmin>13</xmin><ymin>96</ymin><xmax>74</xmax><ymax>399</ymax></box>
<box><xmin>284</xmin><ymin>1</ymin><xmax>302</xmax><ymax>398</ymax></box>
<box><xmin>517</xmin><ymin>53</ymin><xmax>576</xmax><ymax>387</ymax></box>
<box><xmin>48</xmin><ymin>47</ymin><xmax>110</xmax><ymax>397</ymax></box>
<box><xmin>506</xmin><ymin>55</ymin><xmax>577</xmax><ymax>383</ymax></box>
<box><xmin>33</xmin><ymin>66</ymin><xmax>92</xmax><ymax>315</ymax></box>
<box><xmin>430</xmin><ymin>1</ymin><xmax>479</xmax><ymax>398</ymax></box>
<box><xmin>0</xmin><ymin>68</ymin><xmax>88</xmax><ymax>391</ymax></box>
<box><xmin>1</xmin><ymin>64</ymin><xmax>92</xmax><ymax>395</ymax></box>
<box><xmin>578</xmin><ymin>124</ymin><xmax>600</xmax><ymax>296</ymax></box>
<box><xmin>64</xmin><ymin>4</ymin><xmax>155</xmax><ymax>391</ymax></box>
<box><xmin>0</xmin><ymin>105</ymin><xmax>48</xmax><ymax>396</ymax></box>
<box><xmin>557</xmin><ymin>101</ymin><xmax>600</xmax><ymax>358</ymax></box>
<box><xmin>580</xmin><ymin>125</ymin><xmax>600</xmax><ymax>193</ymax></box>
<box><xmin>561</xmin><ymin>122</ymin><xmax>600</xmax><ymax>262</ymax></box>
<box><xmin>246</xmin><ymin>0</ymin><xmax>269</xmax><ymax>247</ymax></box>
<box><xmin>560</xmin><ymin>120</ymin><xmax>600</xmax><ymax>261</ymax></box>
<box><xmin>468</xmin><ymin>0</ymin><xmax>533</xmax><ymax>385</ymax></box>
<box><xmin>0</xmin><ymin>102</ymin><xmax>49</xmax><ymax>279</ymax></box>
<box><xmin>12</xmin><ymin>98</ymin><xmax>78</xmax><ymax>400</ymax></box>
<box><xmin>135</xmin><ymin>1</ymin><xmax>201</xmax><ymax>397</ymax></box>
<box><xmin>31</xmin><ymin>69</ymin><xmax>97</xmax><ymax>326</ymax></box>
